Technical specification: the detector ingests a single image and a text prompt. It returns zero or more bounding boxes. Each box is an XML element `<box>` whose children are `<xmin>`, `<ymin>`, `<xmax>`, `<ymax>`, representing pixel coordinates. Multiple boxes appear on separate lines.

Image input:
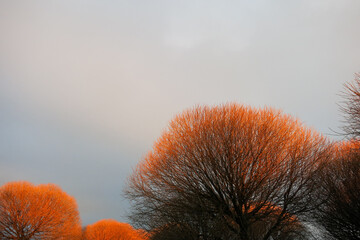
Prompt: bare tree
<box><xmin>150</xmin><ymin>223</ymin><xmax>198</xmax><ymax>240</ymax></box>
<box><xmin>314</xmin><ymin>141</ymin><xmax>360</xmax><ymax>240</ymax></box>
<box><xmin>0</xmin><ymin>181</ymin><xmax>82</xmax><ymax>240</ymax></box>
<box><xmin>126</xmin><ymin>104</ymin><xmax>330</xmax><ymax>240</ymax></box>
<box><xmin>83</xmin><ymin>219</ymin><xmax>148</xmax><ymax>240</ymax></box>
<box><xmin>341</xmin><ymin>73</ymin><xmax>360</xmax><ymax>139</ymax></box>
<box><xmin>311</xmin><ymin>74</ymin><xmax>360</xmax><ymax>240</ymax></box>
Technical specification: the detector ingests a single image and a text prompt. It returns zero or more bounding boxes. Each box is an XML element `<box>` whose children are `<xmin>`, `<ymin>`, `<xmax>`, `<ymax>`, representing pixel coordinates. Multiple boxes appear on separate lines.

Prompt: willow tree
<box><xmin>126</xmin><ymin>104</ymin><xmax>330</xmax><ymax>240</ymax></box>
<box><xmin>0</xmin><ymin>181</ymin><xmax>81</xmax><ymax>240</ymax></box>
<box><xmin>83</xmin><ymin>219</ymin><xmax>148</xmax><ymax>240</ymax></box>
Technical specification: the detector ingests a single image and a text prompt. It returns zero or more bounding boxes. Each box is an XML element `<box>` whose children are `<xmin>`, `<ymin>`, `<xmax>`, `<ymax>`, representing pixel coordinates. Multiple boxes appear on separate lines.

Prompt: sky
<box><xmin>0</xmin><ymin>0</ymin><xmax>360</xmax><ymax>226</ymax></box>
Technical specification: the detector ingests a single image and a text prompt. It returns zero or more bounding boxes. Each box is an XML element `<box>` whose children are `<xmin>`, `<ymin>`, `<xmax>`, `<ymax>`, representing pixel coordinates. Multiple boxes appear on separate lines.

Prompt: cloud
<box><xmin>0</xmin><ymin>0</ymin><xmax>359</xmax><ymax>224</ymax></box>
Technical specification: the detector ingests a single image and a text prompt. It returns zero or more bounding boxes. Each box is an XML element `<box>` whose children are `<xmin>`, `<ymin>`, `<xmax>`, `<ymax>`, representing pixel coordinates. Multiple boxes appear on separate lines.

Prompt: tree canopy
<box><xmin>126</xmin><ymin>104</ymin><xmax>331</xmax><ymax>240</ymax></box>
<box><xmin>0</xmin><ymin>181</ymin><xmax>81</xmax><ymax>240</ymax></box>
<box><xmin>311</xmin><ymin>74</ymin><xmax>360</xmax><ymax>240</ymax></box>
<box><xmin>314</xmin><ymin>141</ymin><xmax>360</xmax><ymax>240</ymax></box>
<box><xmin>83</xmin><ymin>219</ymin><xmax>148</xmax><ymax>240</ymax></box>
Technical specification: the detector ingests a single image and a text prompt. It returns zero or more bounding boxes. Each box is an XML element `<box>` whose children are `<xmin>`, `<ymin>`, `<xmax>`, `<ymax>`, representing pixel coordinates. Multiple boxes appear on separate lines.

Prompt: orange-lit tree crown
<box><xmin>0</xmin><ymin>181</ymin><xmax>82</xmax><ymax>240</ymax></box>
<box><xmin>84</xmin><ymin>219</ymin><xmax>148</xmax><ymax>240</ymax></box>
<box><xmin>127</xmin><ymin>104</ymin><xmax>331</xmax><ymax>240</ymax></box>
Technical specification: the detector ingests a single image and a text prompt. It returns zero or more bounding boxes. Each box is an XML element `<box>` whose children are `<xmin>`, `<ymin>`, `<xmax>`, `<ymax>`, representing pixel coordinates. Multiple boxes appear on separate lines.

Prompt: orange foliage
<box><xmin>0</xmin><ymin>181</ymin><xmax>81</xmax><ymax>239</ymax></box>
<box><xmin>128</xmin><ymin>104</ymin><xmax>330</xmax><ymax>239</ymax></box>
<box><xmin>137</xmin><ymin>104</ymin><xmax>327</xmax><ymax>186</ymax></box>
<box><xmin>83</xmin><ymin>219</ymin><xmax>148</xmax><ymax>240</ymax></box>
<box><xmin>336</xmin><ymin>139</ymin><xmax>360</xmax><ymax>154</ymax></box>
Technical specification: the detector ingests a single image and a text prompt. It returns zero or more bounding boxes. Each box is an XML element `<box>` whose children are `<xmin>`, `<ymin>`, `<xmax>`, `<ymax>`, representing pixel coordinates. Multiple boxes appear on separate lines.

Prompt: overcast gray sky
<box><xmin>1</xmin><ymin>0</ymin><xmax>360</xmax><ymax>226</ymax></box>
